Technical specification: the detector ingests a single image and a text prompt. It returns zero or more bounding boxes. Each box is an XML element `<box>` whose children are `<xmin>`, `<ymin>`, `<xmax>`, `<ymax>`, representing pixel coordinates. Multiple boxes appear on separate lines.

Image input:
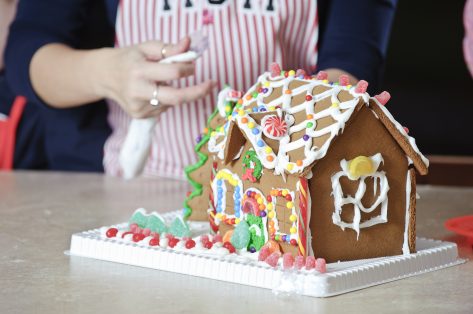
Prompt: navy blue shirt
<box><xmin>3</xmin><ymin>0</ymin><xmax>397</xmax><ymax>171</ymax></box>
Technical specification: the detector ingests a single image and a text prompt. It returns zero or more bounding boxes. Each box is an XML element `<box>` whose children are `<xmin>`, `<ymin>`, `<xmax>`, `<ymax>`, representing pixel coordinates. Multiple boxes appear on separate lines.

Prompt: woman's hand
<box><xmin>30</xmin><ymin>37</ymin><xmax>215</xmax><ymax>118</ymax></box>
<box><xmin>99</xmin><ymin>37</ymin><xmax>215</xmax><ymax>118</ymax></box>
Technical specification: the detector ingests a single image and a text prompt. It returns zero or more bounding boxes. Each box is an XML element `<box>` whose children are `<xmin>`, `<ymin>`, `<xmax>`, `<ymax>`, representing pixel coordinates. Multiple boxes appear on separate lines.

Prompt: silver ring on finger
<box><xmin>161</xmin><ymin>45</ymin><xmax>168</xmax><ymax>59</ymax></box>
<box><xmin>150</xmin><ymin>86</ymin><xmax>160</xmax><ymax>106</ymax></box>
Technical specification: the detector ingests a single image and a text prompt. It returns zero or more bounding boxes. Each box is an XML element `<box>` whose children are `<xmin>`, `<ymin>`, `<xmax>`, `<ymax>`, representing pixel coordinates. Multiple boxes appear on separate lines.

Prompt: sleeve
<box><xmin>4</xmin><ymin>0</ymin><xmax>91</xmax><ymax>105</ymax></box>
<box><xmin>317</xmin><ymin>0</ymin><xmax>398</xmax><ymax>91</ymax></box>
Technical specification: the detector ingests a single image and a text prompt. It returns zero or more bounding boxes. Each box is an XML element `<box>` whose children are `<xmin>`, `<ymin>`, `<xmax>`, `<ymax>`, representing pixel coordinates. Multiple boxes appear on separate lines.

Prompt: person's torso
<box><xmin>104</xmin><ymin>0</ymin><xmax>319</xmax><ymax>179</ymax></box>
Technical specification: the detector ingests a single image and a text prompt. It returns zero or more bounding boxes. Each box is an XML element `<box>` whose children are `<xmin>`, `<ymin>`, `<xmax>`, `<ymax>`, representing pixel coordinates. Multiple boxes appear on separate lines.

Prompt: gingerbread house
<box><xmin>183</xmin><ymin>66</ymin><xmax>429</xmax><ymax>262</ymax></box>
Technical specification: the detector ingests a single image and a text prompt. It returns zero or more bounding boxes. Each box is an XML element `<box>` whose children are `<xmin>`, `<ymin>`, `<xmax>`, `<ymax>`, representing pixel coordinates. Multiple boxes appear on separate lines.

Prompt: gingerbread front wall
<box><xmin>309</xmin><ymin>105</ymin><xmax>410</xmax><ymax>262</ymax></box>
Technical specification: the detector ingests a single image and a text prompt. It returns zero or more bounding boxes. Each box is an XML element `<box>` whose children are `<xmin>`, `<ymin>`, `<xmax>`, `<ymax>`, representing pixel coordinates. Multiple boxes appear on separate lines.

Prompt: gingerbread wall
<box><xmin>309</xmin><ymin>105</ymin><xmax>410</xmax><ymax>262</ymax></box>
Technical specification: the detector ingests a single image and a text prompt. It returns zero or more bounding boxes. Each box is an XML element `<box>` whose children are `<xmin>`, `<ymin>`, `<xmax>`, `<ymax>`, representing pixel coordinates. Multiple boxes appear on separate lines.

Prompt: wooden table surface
<box><xmin>1</xmin><ymin>171</ymin><xmax>472</xmax><ymax>314</ymax></box>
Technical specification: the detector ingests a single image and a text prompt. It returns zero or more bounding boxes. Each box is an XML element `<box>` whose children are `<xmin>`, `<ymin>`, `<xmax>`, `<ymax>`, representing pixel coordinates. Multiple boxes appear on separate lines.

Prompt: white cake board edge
<box><xmin>68</xmin><ymin>211</ymin><xmax>466</xmax><ymax>298</ymax></box>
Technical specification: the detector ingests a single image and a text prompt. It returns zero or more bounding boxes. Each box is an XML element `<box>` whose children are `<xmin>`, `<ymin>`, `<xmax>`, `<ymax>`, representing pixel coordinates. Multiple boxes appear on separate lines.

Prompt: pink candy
<box><xmin>282</xmin><ymin>253</ymin><xmax>295</xmax><ymax>269</ymax></box>
<box><xmin>141</xmin><ymin>228</ymin><xmax>151</xmax><ymax>236</ymax></box>
<box><xmin>403</xmin><ymin>127</ymin><xmax>410</xmax><ymax>134</ymax></box>
<box><xmin>265</xmin><ymin>252</ymin><xmax>281</xmax><ymax>268</ymax></box>
<box><xmin>270</xmin><ymin>62</ymin><xmax>281</xmax><ymax>78</ymax></box>
<box><xmin>339</xmin><ymin>74</ymin><xmax>350</xmax><ymax>86</ymax></box>
<box><xmin>258</xmin><ymin>246</ymin><xmax>271</xmax><ymax>261</ymax></box>
<box><xmin>212</xmin><ymin>234</ymin><xmax>223</xmax><ymax>243</ymax></box>
<box><xmin>374</xmin><ymin>91</ymin><xmax>391</xmax><ymax>105</ymax></box>
<box><xmin>316</xmin><ymin>258</ymin><xmax>326</xmax><ymax>273</ymax></box>
<box><xmin>294</xmin><ymin>256</ymin><xmax>305</xmax><ymax>270</ymax></box>
<box><xmin>316</xmin><ymin>71</ymin><xmax>328</xmax><ymax>80</ymax></box>
<box><xmin>295</xmin><ymin>69</ymin><xmax>307</xmax><ymax>77</ymax></box>
<box><xmin>305</xmin><ymin>256</ymin><xmax>316</xmax><ymax>270</ymax></box>
<box><xmin>129</xmin><ymin>223</ymin><xmax>139</xmax><ymax>233</ymax></box>
<box><xmin>201</xmin><ymin>234</ymin><xmax>210</xmax><ymax>244</ymax></box>
<box><xmin>355</xmin><ymin>80</ymin><xmax>369</xmax><ymax>93</ymax></box>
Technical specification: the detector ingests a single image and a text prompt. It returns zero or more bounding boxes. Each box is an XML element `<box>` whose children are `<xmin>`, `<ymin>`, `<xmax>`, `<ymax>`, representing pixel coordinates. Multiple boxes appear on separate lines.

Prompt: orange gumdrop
<box><xmin>264</xmin><ymin>240</ymin><xmax>281</xmax><ymax>254</ymax></box>
<box><xmin>223</xmin><ymin>230</ymin><xmax>234</xmax><ymax>243</ymax></box>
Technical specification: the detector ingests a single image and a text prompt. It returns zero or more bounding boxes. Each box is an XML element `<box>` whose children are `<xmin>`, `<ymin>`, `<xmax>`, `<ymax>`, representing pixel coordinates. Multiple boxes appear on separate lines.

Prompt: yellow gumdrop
<box><xmin>348</xmin><ymin>156</ymin><xmax>375</xmax><ymax>179</ymax></box>
<box><xmin>290</xmin><ymin>227</ymin><xmax>297</xmax><ymax>234</ymax></box>
<box><xmin>289</xmin><ymin>214</ymin><xmax>297</xmax><ymax>222</ymax></box>
<box><xmin>257</xmin><ymin>197</ymin><xmax>263</xmax><ymax>205</ymax></box>
<box><xmin>286</xmin><ymin>201</ymin><xmax>294</xmax><ymax>209</ymax></box>
<box><xmin>268</xmin><ymin>211</ymin><xmax>275</xmax><ymax>219</ymax></box>
<box><xmin>267</xmin><ymin>203</ymin><xmax>273</xmax><ymax>211</ymax></box>
<box><xmin>282</xmin><ymin>190</ymin><xmax>288</xmax><ymax>196</ymax></box>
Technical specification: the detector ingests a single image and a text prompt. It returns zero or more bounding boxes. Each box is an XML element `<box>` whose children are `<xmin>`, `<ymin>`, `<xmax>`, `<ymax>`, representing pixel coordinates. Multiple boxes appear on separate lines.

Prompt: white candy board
<box><xmin>68</xmin><ymin>210</ymin><xmax>465</xmax><ymax>297</ymax></box>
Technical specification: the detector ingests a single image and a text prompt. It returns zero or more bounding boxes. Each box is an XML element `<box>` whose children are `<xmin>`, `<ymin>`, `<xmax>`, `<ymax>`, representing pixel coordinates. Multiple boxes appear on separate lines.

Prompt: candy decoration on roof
<box><xmin>355</xmin><ymin>80</ymin><xmax>369</xmax><ymax>93</ymax></box>
<box><xmin>316</xmin><ymin>70</ymin><xmax>328</xmax><ymax>80</ymax></box>
<box><xmin>295</xmin><ymin>69</ymin><xmax>307</xmax><ymax>77</ymax></box>
<box><xmin>374</xmin><ymin>91</ymin><xmax>391</xmax><ymax>106</ymax></box>
<box><xmin>403</xmin><ymin>127</ymin><xmax>410</xmax><ymax>134</ymax></box>
<box><xmin>261</xmin><ymin>114</ymin><xmax>288</xmax><ymax>139</ymax></box>
<box><xmin>339</xmin><ymin>74</ymin><xmax>350</xmax><ymax>86</ymax></box>
<box><xmin>270</xmin><ymin>62</ymin><xmax>281</xmax><ymax>78</ymax></box>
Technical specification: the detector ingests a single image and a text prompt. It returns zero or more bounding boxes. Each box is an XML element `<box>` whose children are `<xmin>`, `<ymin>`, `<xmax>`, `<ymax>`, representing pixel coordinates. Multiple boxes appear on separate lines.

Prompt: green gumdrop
<box><xmin>169</xmin><ymin>217</ymin><xmax>191</xmax><ymax>237</ymax></box>
<box><xmin>129</xmin><ymin>209</ymin><xmax>149</xmax><ymax>228</ymax></box>
<box><xmin>247</xmin><ymin>214</ymin><xmax>265</xmax><ymax>251</ymax></box>
<box><xmin>145</xmin><ymin>213</ymin><xmax>167</xmax><ymax>234</ymax></box>
<box><xmin>230</xmin><ymin>221</ymin><xmax>251</xmax><ymax>250</ymax></box>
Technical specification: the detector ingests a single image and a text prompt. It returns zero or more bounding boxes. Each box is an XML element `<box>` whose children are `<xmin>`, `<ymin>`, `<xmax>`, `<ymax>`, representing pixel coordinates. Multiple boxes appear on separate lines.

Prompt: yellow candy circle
<box><xmin>288</xmin><ymin>70</ymin><xmax>296</xmax><ymax>76</ymax></box>
<box><xmin>289</xmin><ymin>214</ymin><xmax>297</xmax><ymax>222</ymax></box>
<box><xmin>282</xmin><ymin>190</ymin><xmax>288</xmax><ymax>197</ymax></box>
<box><xmin>257</xmin><ymin>198</ymin><xmax>263</xmax><ymax>205</ymax></box>
<box><xmin>348</xmin><ymin>156</ymin><xmax>375</xmax><ymax>179</ymax></box>
<box><xmin>238</xmin><ymin>110</ymin><xmax>245</xmax><ymax>116</ymax></box>
<box><xmin>290</xmin><ymin>227</ymin><xmax>297</xmax><ymax>234</ymax></box>
<box><xmin>235</xmin><ymin>218</ymin><xmax>241</xmax><ymax>224</ymax></box>
<box><xmin>265</xmin><ymin>146</ymin><xmax>272</xmax><ymax>153</ymax></box>
<box><xmin>286</xmin><ymin>201</ymin><xmax>293</xmax><ymax>209</ymax></box>
<box><xmin>286</xmin><ymin>163</ymin><xmax>294</xmax><ymax>171</ymax></box>
<box><xmin>267</xmin><ymin>203</ymin><xmax>273</xmax><ymax>211</ymax></box>
<box><xmin>248</xmin><ymin>122</ymin><xmax>255</xmax><ymax>129</ymax></box>
<box><xmin>268</xmin><ymin>211</ymin><xmax>275</xmax><ymax>219</ymax></box>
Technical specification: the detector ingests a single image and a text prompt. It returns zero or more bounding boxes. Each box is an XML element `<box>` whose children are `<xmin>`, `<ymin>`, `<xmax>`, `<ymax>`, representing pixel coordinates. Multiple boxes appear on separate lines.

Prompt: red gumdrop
<box><xmin>149</xmin><ymin>238</ymin><xmax>159</xmax><ymax>246</ymax></box>
<box><xmin>265</xmin><ymin>252</ymin><xmax>281</xmax><ymax>268</ymax></box>
<box><xmin>374</xmin><ymin>91</ymin><xmax>391</xmax><ymax>106</ymax></box>
<box><xmin>296</xmin><ymin>69</ymin><xmax>307</xmax><ymax>77</ymax></box>
<box><xmin>270</xmin><ymin>62</ymin><xmax>281</xmax><ymax>78</ymax></box>
<box><xmin>204</xmin><ymin>241</ymin><xmax>213</xmax><ymax>249</ymax></box>
<box><xmin>355</xmin><ymin>80</ymin><xmax>369</xmax><ymax>93</ymax></box>
<box><xmin>223</xmin><ymin>241</ymin><xmax>236</xmax><ymax>254</ymax></box>
<box><xmin>403</xmin><ymin>127</ymin><xmax>410</xmax><ymax>134</ymax></box>
<box><xmin>129</xmin><ymin>223</ymin><xmax>139</xmax><ymax>233</ymax></box>
<box><xmin>283</xmin><ymin>253</ymin><xmax>295</xmax><ymax>269</ymax></box>
<box><xmin>339</xmin><ymin>74</ymin><xmax>349</xmax><ymax>86</ymax></box>
<box><xmin>305</xmin><ymin>256</ymin><xmax>316</xmax><ymax>270</ymax></box>
<box><xmin>294</xmin><ymin>256</ymin><xmax>305</xmax><ymax>270</ymax></box>
<box><xmin>106</xmin><ymin>228</ymin><xmax>118</xmax><ymax>238</ymax></box>
<box><xmin>132</xmin><ymin>233</ymin><xmax>145</xmax><ymax>242</ymax></box>
<box><xmin>185</xmin><ymin>239</ymin><xmax>196</xmax><ymax>249</ymax></box>
<box><xmin>258</xmin><ymin>246</ymin><xmax>271</xmax><ymax>261</ymax></box>
<box><xmin>212</xmin><ymin>234</ymin><xmax>223</xmax><ymax>243</ymax></box>
<box><xmin>316</xmin><ymin>71</ymin><xmax>328</xmax><ymax>80</ymax></box>
<box><xmin>316</xmin><ymin>258</ymin><xmax>327</xmax><ymax>273</ymax></box>
<box><xmin>285</xmin><ymin>194</ymin><xmax>292</xmax><ymax>201</ymax></box>
<box><xmin>141</xmin><ymin>228</ymin><xmax>151</xmax><ymax>236</ymax></box>
<box><xmin>168</xmin><ymin>238</ymin><xmax>179</xmax><ymax>248</ymax></box>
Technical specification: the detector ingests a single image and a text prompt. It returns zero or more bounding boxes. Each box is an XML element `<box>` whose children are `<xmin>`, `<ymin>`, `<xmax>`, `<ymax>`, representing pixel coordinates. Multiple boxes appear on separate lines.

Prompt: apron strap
<box><xmin>0</xmin><ymin>96</ymin><xmax>27</xmax><ymax>170</ymax></box>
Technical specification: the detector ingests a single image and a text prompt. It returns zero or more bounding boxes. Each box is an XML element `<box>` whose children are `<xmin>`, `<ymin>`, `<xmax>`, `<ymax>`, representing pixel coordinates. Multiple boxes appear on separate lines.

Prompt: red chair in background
<box><xmin>0</xmin><ymin>96</ymin><xmax>26</xmax><ymax>170</ymax></box>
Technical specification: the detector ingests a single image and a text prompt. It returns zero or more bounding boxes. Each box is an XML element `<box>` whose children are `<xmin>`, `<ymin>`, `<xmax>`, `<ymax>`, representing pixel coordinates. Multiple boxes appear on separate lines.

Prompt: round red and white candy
<box><xmin>262</xmin><ymin>115</ymin><xmax>288</xmax><ymax>139</ymax></box>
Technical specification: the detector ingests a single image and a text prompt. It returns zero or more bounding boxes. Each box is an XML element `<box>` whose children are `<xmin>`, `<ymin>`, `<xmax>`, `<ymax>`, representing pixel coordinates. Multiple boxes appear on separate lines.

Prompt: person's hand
<box><xmin>99</xmin><ymin>37</ymin><xmax>215</xmax><ymax>119</ymax></box>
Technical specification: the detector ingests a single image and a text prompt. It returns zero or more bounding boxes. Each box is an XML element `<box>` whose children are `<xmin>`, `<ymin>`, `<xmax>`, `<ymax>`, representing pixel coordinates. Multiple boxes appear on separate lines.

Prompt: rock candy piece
<box><xmin>282</xmin><ymin>253</ymin><xmax>295</xmax><ymax>269</ymax></box>
<box><xmin>169</xmin><ymin>216</ymin><xmax>191</xmax><ymax>238</ymax></box>
<box><xmin>212</xmin><ymin>234</ymin><xmax>223</xmax><ymax>243</ymax></box>
<box><xmin>129</xmin><ymin>208</ymin><xmax>149</xmax><ymax>228</ymax></box>
<box><xmin>145</xmin><ymin>213</ymin><xmax>168</xmax><ymax>234</ymax></box>
<box><xmin>230</xmin><ymin>221</ymin><xmax>251</xmax><ymax>249</ymax></box>
<box><xmin>339</xmin><ymin>74</ymin><xmax>349</xmax><ymax>86</ymax></box>
<box><xmin>374</xmin><ymin>91</ymin><xmax>391</xmax><ymax>106</ymax></box>
<box><xmin>316</xmin><ymin>71</ymin><xmax>328</xmax><ymax>80</ymax></box>
<box><xmin>258</xmin><ymin>246</ymin><xmax>271</xmax><ymax>261</ymax></box>
<box><xmin>265</xmin><ymin>252</ymin><xmax>281</xmax><ymax>268</ymax></box>
<box><xmin>316</xmin><ymin>258</ymin><xmax>326</xmax><ymax>273</ymax></box>
<box><xmin>294</xmin><ymin>256</ymin><xmax>305</xmax><ymax>270</ymax></box>
<box><xmin>305</xmin><ymin>256</ymin><xmax>316</xmax><ymax>270</ymax></box>
<box><xmin>270</xmin><ymin>62</ymin><xmax>281</xmax><ymax>78</ymax></box>
<box><xmin>355</xmin><ymin>80</ymin><xmax>368</xmax><ymax>93</ymax></box>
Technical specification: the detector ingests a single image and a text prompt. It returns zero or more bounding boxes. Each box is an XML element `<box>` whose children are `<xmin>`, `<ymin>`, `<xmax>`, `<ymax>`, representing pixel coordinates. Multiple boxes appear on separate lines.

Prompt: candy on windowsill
<box><xmin>258</xmin><ymin>246</ymin><xmax>271</xmax><ymax>261</ymax></box>
<box><xmin>339</xmin><ymin>74</ymin><xmax>349</xmax><ymax>86</ymax></box>
<box><xmin>295</xmin><ymin>69</ymin><xmax>307</xmax><ymax>77</ymax></box>
<box><xmin>316</xmin><ymin>71</ymin><xmax>328</xmax><ymax>80</ymax></box>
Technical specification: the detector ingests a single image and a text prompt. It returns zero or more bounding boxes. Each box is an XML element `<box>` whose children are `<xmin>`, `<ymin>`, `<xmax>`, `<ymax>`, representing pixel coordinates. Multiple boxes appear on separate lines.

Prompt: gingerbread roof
<box><xmin>209</xmin><ymin>71</ymin><xmax>429</xmax><ymax>176</ymax></box>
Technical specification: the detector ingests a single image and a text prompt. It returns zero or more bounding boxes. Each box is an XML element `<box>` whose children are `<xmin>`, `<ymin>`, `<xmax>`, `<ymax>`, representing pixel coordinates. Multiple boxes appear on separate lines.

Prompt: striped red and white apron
<box><xmin>104</xmin><ymin>0</ymin><xmax>319</xmax><ymax>179</ymax></box>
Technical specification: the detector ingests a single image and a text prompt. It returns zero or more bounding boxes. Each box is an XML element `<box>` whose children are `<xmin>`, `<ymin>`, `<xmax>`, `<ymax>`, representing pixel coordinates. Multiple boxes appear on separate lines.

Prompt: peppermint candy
<box><xmin>261</xmin><ymin>115</ymin><xmax>288</xmax><ymax>139</ymax></box>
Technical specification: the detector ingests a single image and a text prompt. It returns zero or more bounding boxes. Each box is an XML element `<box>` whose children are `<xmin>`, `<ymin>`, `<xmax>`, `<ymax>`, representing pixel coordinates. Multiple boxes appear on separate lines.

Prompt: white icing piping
<box><xmin>371</xmin><ymin>98</ymin><xmax>430</xmax><ymax>168</ymax></box>
<box><xmin>331</xmin><ymin>153</ymin><xmax>390</xmax><ymax>239</ymax></box>
<box><xmin>402</xmin><ymin>168</ymin><xmax>412</xmax><ymax>255</ymax></box>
